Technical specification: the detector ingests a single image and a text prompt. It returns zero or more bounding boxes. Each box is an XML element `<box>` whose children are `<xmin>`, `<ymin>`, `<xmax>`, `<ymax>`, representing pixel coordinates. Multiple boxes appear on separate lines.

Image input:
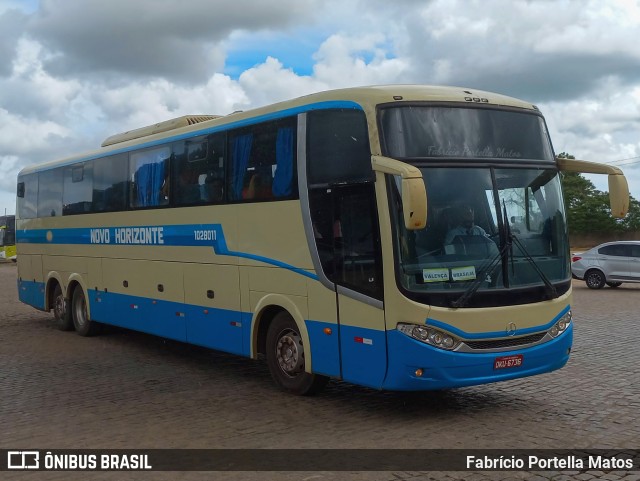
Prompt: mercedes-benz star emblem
<box><xmin>506</xmin><ymin>322</ymin><xmax>517</xmax><ymax>337</ymax></box>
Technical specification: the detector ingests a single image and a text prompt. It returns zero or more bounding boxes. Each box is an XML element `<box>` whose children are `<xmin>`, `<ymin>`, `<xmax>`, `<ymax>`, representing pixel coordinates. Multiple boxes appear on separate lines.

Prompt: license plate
<box><xmin>494</xmin><ymin>354</ymin><xmax>523</xmax><ymax>370</ymax></box>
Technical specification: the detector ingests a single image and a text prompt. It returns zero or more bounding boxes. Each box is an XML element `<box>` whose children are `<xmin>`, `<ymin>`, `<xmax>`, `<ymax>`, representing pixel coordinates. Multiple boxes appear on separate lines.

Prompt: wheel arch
<box><xmin>44</xmin><ymin>272</ymin><xmax>64</xmax><ymax>311</ymax></box>
<box><xmin>250</xmin><ymin>293</ymin><xmax>312</xmax><ymax>373</ymax></box>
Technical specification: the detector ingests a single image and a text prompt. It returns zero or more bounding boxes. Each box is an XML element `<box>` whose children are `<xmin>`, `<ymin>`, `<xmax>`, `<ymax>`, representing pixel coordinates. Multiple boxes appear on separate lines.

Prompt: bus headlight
<box><xmin>548</xmin><ymin>311</ymin><xmax>572</xmax><ymax>338</ymax></box>
<box><xmin>397</xmin><ymin>323</ymin><xmax>459</xmax><ymax>351</ymax></box>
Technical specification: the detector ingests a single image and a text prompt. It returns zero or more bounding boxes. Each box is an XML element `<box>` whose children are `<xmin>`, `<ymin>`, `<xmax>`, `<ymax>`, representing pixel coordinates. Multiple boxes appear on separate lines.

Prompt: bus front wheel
<box><xmin>72</xmin><ymin>285</ymin><xmax>100</xmax><ymax>337</ymax></box>
<box><xmin>266</xmin><ymin>312</ymin><xmax>328</xmax><ymax>395</ymax></box>
<box><xmin>52</xmin><ymin>283</ymin><xmax>73</xmax><ymax>331</ymax></box>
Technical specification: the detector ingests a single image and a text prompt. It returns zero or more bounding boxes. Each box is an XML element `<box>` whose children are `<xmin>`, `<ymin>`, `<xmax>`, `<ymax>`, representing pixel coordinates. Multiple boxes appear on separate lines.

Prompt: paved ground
<box><xmin>1</xmin><ymin>261</ymin><xmax>638</xmax><ymax>481</ymax></box>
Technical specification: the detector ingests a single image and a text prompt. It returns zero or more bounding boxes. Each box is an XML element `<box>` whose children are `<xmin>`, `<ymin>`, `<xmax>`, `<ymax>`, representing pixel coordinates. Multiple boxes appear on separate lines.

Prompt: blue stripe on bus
<box><xmin>18</xmin><ymin>280</ymin><xmax>345</xmax><ymax>375</ymax></box>
<box><xmin>16</xmin><ymin>224</ymin><xmax>319</xmax><ymax>281</ymax></box>
<box><xmin>425</xmin><ymin>304</ymin><xmax>571</xmax><ymax>340</ymax></box>
<box><xmin>338</xmin><ymin>324</ymin><xmax>387</xmax><ymax>389</ymax></box>
<box><xmin>305</xmin><ymin>320</ymin><xmax>341</xmax><ymax>377</ymax></box>
<box><xmin>17</xmin><ymin>279</ymin><xmax>46</xmax><ymax>310</ymax></box>
<box><xmin>90</xmin><ymin>289</ymin><xmax>250</xmax><ymax>356</ymax></box>
<box><xmin>19</xmin><ymin>100</ymin><xmax>363</xmax><ymax>174</ymax></box>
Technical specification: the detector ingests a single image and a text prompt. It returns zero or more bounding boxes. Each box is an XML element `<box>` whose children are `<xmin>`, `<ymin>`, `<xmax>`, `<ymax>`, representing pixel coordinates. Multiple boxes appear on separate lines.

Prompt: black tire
<box><xmin>606</xmin><ymin>282</ymin><xmax>622</xmax><ymax>288</ymax></box>
<box><xmin>52</xmin><ymin>283</ymin><xmax>73</xmax><ymax>331</ymax></box>
<box><xmin>585</xmin><ymin>270</ymin><xmax>606</xmax><ymax>289</ymax></box>
<box><xmin>265</xmin><ymin>312</ymin><xmax>329</xmax><ymax>395</ymax></box>
<box><xmin>71</xmin><ymin>285</ymin><xmax>100</xmax><ymax>336</ymax></box>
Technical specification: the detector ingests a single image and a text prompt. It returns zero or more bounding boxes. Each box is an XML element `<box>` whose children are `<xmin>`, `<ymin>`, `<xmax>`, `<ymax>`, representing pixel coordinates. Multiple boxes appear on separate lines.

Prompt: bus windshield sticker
<box><xmin>423</xmin><ymin>268</ymin><xmax>450</xmax><ymax>283</ymax></box>
<box><xmin>451</xmin><ymin>266</ymin><xmax>476</xmax><ymax>282</ymax></box>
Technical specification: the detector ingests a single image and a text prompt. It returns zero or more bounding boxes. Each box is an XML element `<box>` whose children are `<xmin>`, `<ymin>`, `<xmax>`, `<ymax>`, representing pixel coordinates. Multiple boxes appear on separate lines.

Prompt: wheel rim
<box><xmin>587</xmin><ymin>272</ymin><xmax>602</xmax><ymax>288</ymax></box>
<box><xmin>54</xmin><ymin>293</ymin><xmax>65</xmax><ymax>320</ymax></box>
<box><xmin>74</xmin><ymin>293</ymin><xmax>87</xmax><ymax>328</ymax></box>
<box><xmin>275</xmin><ymin>329</ymin><xmax>305</xmax><ymax>377</ymax></box>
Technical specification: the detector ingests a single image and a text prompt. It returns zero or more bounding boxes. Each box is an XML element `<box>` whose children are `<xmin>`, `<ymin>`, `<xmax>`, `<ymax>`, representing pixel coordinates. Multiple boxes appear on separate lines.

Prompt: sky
<box><xmin>1</xmin><ymin>0</ymin><xmax>640</xmax><ymax>215</ymax></box>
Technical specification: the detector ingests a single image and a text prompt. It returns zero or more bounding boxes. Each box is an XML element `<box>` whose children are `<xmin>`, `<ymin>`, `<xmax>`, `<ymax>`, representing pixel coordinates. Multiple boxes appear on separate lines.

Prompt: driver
<box><xmin>444</xmin><ymin>206</ymin><xmax>489</xmax><ymax>245</ymax></box>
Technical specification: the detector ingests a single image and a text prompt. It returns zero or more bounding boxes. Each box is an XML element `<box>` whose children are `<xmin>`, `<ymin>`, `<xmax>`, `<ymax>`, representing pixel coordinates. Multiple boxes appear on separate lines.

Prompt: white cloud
<box><xmin>312</xmin><ymin>34</ymin><xmax>408</xmax><ymax>87</ymax></box>
<box><xmin>239</xmin><ymin>57</ymin><xmax>325</xmax><ymax>107</ymax></box>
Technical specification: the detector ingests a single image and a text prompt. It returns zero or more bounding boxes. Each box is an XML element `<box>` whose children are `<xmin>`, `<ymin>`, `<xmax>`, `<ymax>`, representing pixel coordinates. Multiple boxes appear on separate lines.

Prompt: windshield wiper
<box><xmin>450</xmin><ymin>240</ymin><xmax>509</xmax><ymax>308</ymax></box>
<box><xmin>510</xmin><ymin>234</ymin><xmax>558</xmax><ymax>299</ymax></box>
<box><xmin>499</xmin><ymin>200</ymin><xmax>557</xmax><ymax>299</ymax></box>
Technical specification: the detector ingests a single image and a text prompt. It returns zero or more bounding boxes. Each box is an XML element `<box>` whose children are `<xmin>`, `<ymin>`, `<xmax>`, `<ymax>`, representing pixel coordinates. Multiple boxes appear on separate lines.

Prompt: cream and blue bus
<box><xmin>16</xmin><ymin>85</ymin><xmax>629</xmax><ymax>395</ymax></box>
<box><xmin>0</xmin><ymin>215</ymin><xmax>16</xmax><ymax>261</ymax></box>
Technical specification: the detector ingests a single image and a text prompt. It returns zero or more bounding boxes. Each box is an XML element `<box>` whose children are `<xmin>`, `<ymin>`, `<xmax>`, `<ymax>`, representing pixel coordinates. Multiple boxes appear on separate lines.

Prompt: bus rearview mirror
<box><xmin>371</xmin><ymin>155</ymin><xmax>427</xmax><ymax>230</ymax></box>
<box><xmin>608</xmin><ymin>173</ymin><xmax>630</xmax><ymax>218</ymax></box>
<box><xmin>556</xmin><ymin>157</ymin><xmax>630</xmax><ymax>218</ymax></box>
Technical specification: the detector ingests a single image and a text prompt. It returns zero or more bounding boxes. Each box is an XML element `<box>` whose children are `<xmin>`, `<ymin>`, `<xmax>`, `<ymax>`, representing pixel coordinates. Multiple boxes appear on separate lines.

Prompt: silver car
<box><xmin>571</xmin><ymin>241</ymin><xmax>640</xmax><ymax>289</ymax></box>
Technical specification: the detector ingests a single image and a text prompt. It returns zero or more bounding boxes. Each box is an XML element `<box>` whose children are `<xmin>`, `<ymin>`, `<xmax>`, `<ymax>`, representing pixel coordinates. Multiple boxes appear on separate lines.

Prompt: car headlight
<box><xmin>548</xmin><ymin>311</ymin><xmax>572</xmax><ymax>338</ymax></box>
<box><xmin>397</xmin><ymin>323</ymin><xmax>459</xmax><ymax>351</ymax></box>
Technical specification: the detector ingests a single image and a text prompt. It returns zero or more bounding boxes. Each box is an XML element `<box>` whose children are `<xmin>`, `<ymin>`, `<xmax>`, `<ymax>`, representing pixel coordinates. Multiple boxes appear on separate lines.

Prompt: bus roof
<box><xmin>19</xmin><ymin>85</ymin><xmax>539</xmax><ymax>175</ymax></box>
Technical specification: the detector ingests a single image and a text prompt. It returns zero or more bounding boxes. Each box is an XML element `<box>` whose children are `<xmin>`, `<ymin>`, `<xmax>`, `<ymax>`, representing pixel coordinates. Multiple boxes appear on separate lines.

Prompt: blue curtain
<box><xmin>273</xmin><ymin>127</ymin><xmax>293</xmax><ymax>197</ymax></box>
<box><xmin>232</xmin><ymin>134</ymin><xmax>253</xmax><ymax>200</ymax></box>
<box><xmin>135</xmin><ymin>163</ymin><xmax>150</xmax><ymax>206</ymax></box>
<box><xmin>135</xmin><ymin>161</ymin><xmax>165</xmax><ymax>207</ymax></box>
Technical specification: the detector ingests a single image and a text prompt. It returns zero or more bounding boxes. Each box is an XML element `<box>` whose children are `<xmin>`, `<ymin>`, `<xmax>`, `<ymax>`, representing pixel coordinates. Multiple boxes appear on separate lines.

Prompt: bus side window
<box><xmin>63</xmin><ymin>164</ymin><xmax>93</xmax><ymax>215</ymax></box>
<box><xmin>37</xmin><ymin>168</ymin><xmax>63</xmax><ymax>217</ymax></box>
<box><xmin>228</xmin><ymin>118</ymin><xmax>296</xmax><ymax>202</ymax></box>
<box><xmin>173</xmin><ymin>134</ymin><xmax>225</xmax><ymax>206</ymax></box>
<box><xmin>93</xmin><ymin>153</ymin><xmax>129</xmax><ymax>212</ymax></box>
<box><xmin>17</xmin><ymin>173</ymin><xmax>38</xmax><ymax>219</ymax></box>
<box><xmin>130</xmin><ymin>146</ymin><xmax>171</xmax><ymax>209</ymax></box>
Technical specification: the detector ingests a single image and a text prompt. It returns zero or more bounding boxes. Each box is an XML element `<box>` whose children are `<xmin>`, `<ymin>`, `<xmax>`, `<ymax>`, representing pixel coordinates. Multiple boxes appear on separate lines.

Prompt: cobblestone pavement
<box><xmin>1</xmin><ymin>262</ymin><xmax>638</xmax><ymax>481</ymax></box>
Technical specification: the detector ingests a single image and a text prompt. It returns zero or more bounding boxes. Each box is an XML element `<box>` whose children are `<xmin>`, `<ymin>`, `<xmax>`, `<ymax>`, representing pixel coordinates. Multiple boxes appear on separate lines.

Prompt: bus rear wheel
<box><xmin>266</xmin><ymin>312</ymin><xmax>328</xmax><ymax>395</ymax></box>
<box><xmin>72</xmin><ymin>285</ymin><xmax>100</xmax><ymax>337</ymax></box>
<box><xmin>52</xmin><ymin>283</ymin><xmax>73</xmax><ymax>331</ymax></box>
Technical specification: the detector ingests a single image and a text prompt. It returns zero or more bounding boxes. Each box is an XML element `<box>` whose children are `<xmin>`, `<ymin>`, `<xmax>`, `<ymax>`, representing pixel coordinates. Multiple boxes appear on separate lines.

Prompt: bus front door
<box><xmin>309</xmin><ymin>184</ymin><xmax>387</xmax><ymax>389</ymax></box>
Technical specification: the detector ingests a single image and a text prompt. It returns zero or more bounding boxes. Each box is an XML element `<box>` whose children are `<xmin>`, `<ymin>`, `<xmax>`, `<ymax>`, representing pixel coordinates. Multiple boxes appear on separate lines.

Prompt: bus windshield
<box><xmin>389</xmin><ymin>166</ymin><xmax>570</xmax><ymax>308</ymax></box>
<box><xmin>380</xmin><ymin>106</ymin><xmax>554</xmax><ymax>161</ymax></box>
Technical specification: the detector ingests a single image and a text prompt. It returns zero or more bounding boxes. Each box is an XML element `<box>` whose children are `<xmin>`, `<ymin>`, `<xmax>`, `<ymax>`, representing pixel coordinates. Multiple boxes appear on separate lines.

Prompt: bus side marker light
<box><xmin>176</xmin><ymin>312</ymin><xmax>185</xmax><ymax>317</ymax></box>
<box><xmin>130</xmin><ymin>304</ymin><xmax>138</xmax><ymax>309</ymax></box>
<box><xmin>230</xmin><ymin>321</ymin><xmax>242</xmax><ymax>327</ymax></box>
<box><xmin>203</xmin><ymin>309</ymin><xmax>209</xmax><ymax>315</ymax></box>
<box><xmin>415</xmin><ymin>368</ymin><xmax>424</xmax><ymax>377</ymax></box>
<box><xmin>354</xmin><ymin>337</ymin><xmax>373</xmax><ymax>345</ymax></box>
<box><xmin>323</xmin><ymin>327</ymin><xmax>332</xmax><ymax>336</ymax></box>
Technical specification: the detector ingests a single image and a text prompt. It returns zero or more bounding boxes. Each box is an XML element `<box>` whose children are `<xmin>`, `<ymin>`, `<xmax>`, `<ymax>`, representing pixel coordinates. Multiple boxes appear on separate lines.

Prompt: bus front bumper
<box><xmin>382</xmin><ymin>324</ymin><xmax>572</xmax><ymax>391</ymax></box>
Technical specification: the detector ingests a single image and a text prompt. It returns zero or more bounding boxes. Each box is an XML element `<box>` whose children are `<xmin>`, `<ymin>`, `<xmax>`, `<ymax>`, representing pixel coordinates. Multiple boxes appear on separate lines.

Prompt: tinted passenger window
<box><xmin>17</xmin><ymin>173</ymin><xmax>38</xmax><ymax>219</ymax></box>
<box><xmin>307</xmin><ymin>109</ymin><xmax>372</xmax><ymax>185</ymax></box>
<box><xmin>130</xmin><ymin>146</ymin><xmax>170</xmax><ymax>209</ymax></box>
<box><xmin>63</xmin><ymin>163</ymin><xmax>93</xmax><ymax>215</ymax></box>
<box><xmin>93</xmin><ymin>154</ymin><xmax>129</xmax><ymax>212</ymax></box>
<box><xmin>228</xmin><ymin>118</ymin><xmax>296</xmax><ymax>202</ymax></box>
<box><xmin>173</xmin><ymin>134</ymin><xmax>225</xmax><ymax>206</ymax></box>
<box><xmin>37</xmin><ymin>168</ymin><xmax>63</xmax><ymax>217</ymax></box>
<box><xmin>598</xmin><ymin>244</ymin><xmax>630</xmax><ymax>257</ymax></box>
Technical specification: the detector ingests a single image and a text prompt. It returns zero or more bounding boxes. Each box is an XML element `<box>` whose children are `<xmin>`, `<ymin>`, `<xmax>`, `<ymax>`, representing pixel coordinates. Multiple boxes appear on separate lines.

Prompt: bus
<box><xmin>0</xmin><ymin>215</ymin><xmax>16</xmax><ymax>261</ymax></box>
<box><xmin>15</xmin><ymin>85</ymin><xmax>629</xmax><ymax>395</ymax></box>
